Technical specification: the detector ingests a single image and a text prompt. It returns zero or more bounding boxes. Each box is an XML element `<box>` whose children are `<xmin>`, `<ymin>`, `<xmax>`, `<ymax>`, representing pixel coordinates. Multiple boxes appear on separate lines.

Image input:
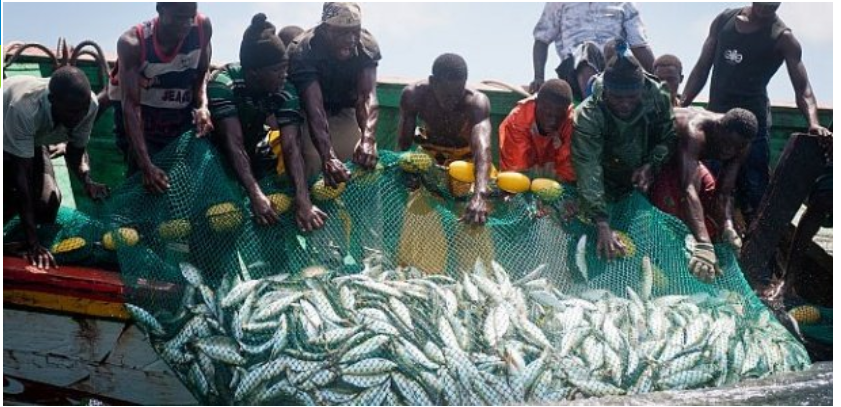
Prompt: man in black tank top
<box><xmin>680</xmin><ymin>3</ymin><xmax>830</xmax><ymax>229</ymax></box>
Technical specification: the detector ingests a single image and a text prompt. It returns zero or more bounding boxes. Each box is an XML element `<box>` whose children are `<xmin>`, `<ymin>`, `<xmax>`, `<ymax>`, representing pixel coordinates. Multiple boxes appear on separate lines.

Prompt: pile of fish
<box><xmin>126</xmin><ymin>254</ymin><xmax>810</xmax><ymax>405</ymax></box>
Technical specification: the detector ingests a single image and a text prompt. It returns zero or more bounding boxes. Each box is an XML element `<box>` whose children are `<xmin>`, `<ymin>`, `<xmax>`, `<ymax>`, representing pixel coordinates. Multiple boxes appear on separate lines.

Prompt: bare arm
<box><xmin>301</xmin><ymin>81</ymin><xmax>333</xmax><ymax>160</ymax></box>
<box><xmin>64</xmin><ymin>144</ymin><xmax>109</xmax><ymax>200</ymax></box>
<box><xmin>397</xmin><ymin>85</ymin><xmax>419</xmax><ymax>151</ymax></box>
<box><xmin>716</xmin><ymin>146</ymin><xmax>750</xmax><ymax>232</ymax></box>
<box><xmin>530</xmin><ymin>40</ymin><xmax>550</xmax><ymax>93</ymax></box>
<box><xmin>118</xmin><ymin>30</ymin><xmax>170</xmax><ymax>193</ymax></box>
<box><xmin>117</xmin><ymin>31</ymin><xmax>151</xmax><ymax>171</ymax></box>
<box><xmin>275</xmin><ymin>120</ymin><xmax>327</xmax><ymax>232</ymax></box>
<box><xmin>461</xmin><ymin>93</ymin><xmax>493</xmax><ymax>225</ymax></box>
<box><xmin>218</xmin><ymin>117</ymin><xmax>262</xmax><ymax>200</ymax></box>
<box><xmin>192</xmin><ymin>18</ymin><xmax>214</xmax><ymax>136</ymax></box>
<box><xmin>680</xmin><ymin>17</ymin><xmax>720</xmax><ymax>107</ymax></box>
<box><xmin>217</xmin><ymin>116</ymin><xmax>277</xmax><ymax>225</ymax></box>
<box><xmin>678</xmin><ymin>133</ymin><xmax>712</xmax><ymax>244</ymax></box>
<box><xmin>300</xmin><ymin>80</ymin><xmax>349</xmax><ymax>187</ymax></box>
<box><xmin>64</xmin><ymin>144</ymin><xmax>91</xmax><ymax>185</ymax></box>
<box><xmin>10</xmin><ymin>155</ymin><xmax>56</xmax><ymax>268</ymax></box>
<box><xmin>469</xmin><ymin>94</ymin><xmax>493</xmax><ymax>198</ymax></box>
<box><xmin>779</xmin><ymin>32</ymin><xmax>829</xmax><ymax>136</ymax></box>
<box><xmin>11</xmin><ymin>157</ymin><xmax>37</xmax><ymax>248</ymax></box>
<box><xmin>353</xmin><ymin>65</ymin><xmax>379</xmax><ymax>168</ymax></box>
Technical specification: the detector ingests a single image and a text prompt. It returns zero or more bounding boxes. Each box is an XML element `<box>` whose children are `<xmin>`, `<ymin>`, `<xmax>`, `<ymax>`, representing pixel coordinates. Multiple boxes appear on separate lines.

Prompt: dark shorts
<box><xmin>556</xmin><ymin>41</ymin><xmax>606</xmax><ymax>101</ymax></box>
<box><xmin>650</xmin><ymin>161</ymin><xmax>720</xmax><ymax>238</ymax></box>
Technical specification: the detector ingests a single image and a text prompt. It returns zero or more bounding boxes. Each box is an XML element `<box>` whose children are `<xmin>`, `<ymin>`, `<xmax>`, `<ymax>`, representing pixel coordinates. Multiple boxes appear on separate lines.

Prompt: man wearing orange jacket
<box><xmin>499</xmin><ymin>79</ymin><xmax>576</xmax><ymax>183</ymax></box>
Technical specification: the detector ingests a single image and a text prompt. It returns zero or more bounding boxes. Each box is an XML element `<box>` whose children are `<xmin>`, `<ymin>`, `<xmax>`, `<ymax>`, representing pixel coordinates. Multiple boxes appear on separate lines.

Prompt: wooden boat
<box><xmin>2</xmin><ymin>41</ymin><xmax>832</xmax><ymax>405</ymax></box>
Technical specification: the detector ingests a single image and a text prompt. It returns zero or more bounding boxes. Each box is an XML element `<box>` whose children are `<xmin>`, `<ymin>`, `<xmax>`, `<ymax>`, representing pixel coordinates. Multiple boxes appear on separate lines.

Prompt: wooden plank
<box><xmin>4</xmin><ymin>308</ymin><xmax>196</xmax><ymax>405</ymax></box>
<box><xmin>5</xmin><ymin>349</ymin><xmax>196</xmax><ymax>405</ymax></box>
<box><xmin>105</xmin><ymin>325</ymin><xmax>162</xmax><ymax>371</ymax></box>
<box><xmin>4</xmin><ymin>374</ymin><xmax>138</xmax><ymax>406</ymax></box>
<box><xmin>4</xmin><ymin>309</ymin><xmax>124</xmax><ymax>356</ymax></box>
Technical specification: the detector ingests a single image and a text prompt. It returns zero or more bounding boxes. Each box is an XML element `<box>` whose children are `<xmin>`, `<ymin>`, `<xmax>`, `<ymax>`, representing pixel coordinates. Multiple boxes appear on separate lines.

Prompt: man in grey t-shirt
<box><xmin>4</xmin><ymin>67</ymin><xmax>109</xmax><ymax>269</ymax></box>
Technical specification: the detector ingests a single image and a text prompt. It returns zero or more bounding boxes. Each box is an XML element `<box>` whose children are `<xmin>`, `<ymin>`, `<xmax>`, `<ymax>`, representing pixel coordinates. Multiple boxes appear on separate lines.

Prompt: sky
<box><xmin>1</xmin><ymin>2</ymin><xmax>834</xmax><ymax>107</ymax></box>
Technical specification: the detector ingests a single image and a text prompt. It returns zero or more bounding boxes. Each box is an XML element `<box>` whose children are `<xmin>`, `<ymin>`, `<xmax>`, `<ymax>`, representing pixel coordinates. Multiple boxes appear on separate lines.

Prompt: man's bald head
<box><xmin>48</xmin><ymin>66</ymin><xmax>92</xmax><ymax>128</ymax></box>
<box><xmin>49</xmin><ymin>66</ymin><xmax>92</xmax><ymax>103</ymax></box>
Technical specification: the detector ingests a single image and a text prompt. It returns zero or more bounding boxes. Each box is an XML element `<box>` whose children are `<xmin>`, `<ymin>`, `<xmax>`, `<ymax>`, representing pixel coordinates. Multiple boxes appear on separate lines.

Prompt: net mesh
<box><xmin>11</xmin><ymin>133</ymin><xmax>812</xmax><ymax>404</ymax></box>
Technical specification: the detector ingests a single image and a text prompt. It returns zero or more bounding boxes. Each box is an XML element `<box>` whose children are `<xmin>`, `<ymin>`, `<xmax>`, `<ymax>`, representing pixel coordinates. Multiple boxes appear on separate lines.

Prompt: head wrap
<box><xmin>321</xmin><ymin>2</ymin><xmax>362</xmax><ymax>27</ymax></box>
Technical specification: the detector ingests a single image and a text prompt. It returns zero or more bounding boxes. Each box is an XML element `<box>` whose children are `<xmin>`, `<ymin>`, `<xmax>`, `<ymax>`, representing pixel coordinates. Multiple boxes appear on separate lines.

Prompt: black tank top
<box><xmin>708</xmin><ymin>8</ymin><xmax>789</xmax><ymax>124</ymax></box>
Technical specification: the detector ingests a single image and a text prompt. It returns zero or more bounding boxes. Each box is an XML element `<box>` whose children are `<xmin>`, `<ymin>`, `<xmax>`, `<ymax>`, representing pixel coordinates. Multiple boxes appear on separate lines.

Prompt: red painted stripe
<box><xmin>3</xmin><ymin>256</ymin><xmax>180</xmax><ymax>304</ymax></box>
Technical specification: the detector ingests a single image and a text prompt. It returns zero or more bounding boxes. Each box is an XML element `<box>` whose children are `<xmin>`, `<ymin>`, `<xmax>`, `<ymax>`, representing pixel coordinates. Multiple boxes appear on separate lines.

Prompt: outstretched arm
<box><xmin>217</xmin><ymin>116</ymin><xmax>277</xmax><ymax>226</ymax></box>
<box><xmin>65</xmin><ymin>145</ymin><xmax>109</xmax><ymax>201</ymax></box>
<box><xmin>192</xmin><ymin>17</ymin><xmax>214</xmax><ymax>137</ymax></box>
<box><xmin>678</xmin><ymin>136</ymin><xmax>711</xmax><ymax>244</ymax></box>
<box><xmin>462</xmin><ymin>93</ymin><xmax>493</xmax><ymax>225</ymax></box>
<box><xmin>275</xmin><ymin>119</ymin><xmax>328</xmax><ymax>232</ymax></box>
<box><xmin>397</xmin><ymin>85</ymin><xmax>419</xmax><ymax>151</ymax></box>
<box><xmin>118</xmin><ymin>30</ymin><xmax>170</xmax><ymax>193</ymax></box>
<box><xmin>531</xmin><ymin>40</ymin><xmax>550</xmax><ymax>94</ymax></box>
<box><xmin>300</xmin><ymin>81</ymin><xmax>349</xmax><ymax>187</ymax></box>
<box><xmin>10</xmin><ymin>155</ymin><xmax>57</xmax><ymax>269</ymax></box>
<box><xmin>779</xmin><ymin>31</ymin><xmax>831</xmax><ymax>137</ymax></box>
<box><xmin>353</xmin><ymin>66</ymin><xmax>379</xmax><ymax>168</ymax></box>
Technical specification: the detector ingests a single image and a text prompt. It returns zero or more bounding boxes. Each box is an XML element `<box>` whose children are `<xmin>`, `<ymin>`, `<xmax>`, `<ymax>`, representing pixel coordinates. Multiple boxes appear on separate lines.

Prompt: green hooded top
<box><xmin>572</xmin><ymin>74</ymin><xmax>676</xmax><ymax>222</ymax></box>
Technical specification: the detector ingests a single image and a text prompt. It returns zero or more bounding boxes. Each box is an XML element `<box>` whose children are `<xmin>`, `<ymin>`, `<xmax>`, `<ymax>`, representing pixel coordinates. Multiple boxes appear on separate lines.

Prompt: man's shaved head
<box><xmin>49</xmin><ymin>66</ymin><xmax>91</xmax><ymax>103</ymax></box>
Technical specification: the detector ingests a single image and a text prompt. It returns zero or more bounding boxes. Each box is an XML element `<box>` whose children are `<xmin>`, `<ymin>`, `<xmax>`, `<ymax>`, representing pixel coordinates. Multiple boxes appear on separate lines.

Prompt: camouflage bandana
<box><xmin>321</xmin><ymin>2</ymin><xmax>362</xmax><ymax>27</ymax></box>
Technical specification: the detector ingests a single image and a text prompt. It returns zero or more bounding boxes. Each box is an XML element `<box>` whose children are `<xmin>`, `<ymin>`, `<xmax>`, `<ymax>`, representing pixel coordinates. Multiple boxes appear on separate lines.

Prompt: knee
<box><xmin>35</xmin><ymin>190</ymin><xmax>61</xmax><ymax>224</ymax></box>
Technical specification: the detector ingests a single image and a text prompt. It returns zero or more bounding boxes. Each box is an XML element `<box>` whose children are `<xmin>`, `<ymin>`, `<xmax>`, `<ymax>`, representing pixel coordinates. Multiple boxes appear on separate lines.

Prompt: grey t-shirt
<box><xmin>3</xmin><ymin>75</ymin><xmax>98</xmax><ymax>158</ymax></box>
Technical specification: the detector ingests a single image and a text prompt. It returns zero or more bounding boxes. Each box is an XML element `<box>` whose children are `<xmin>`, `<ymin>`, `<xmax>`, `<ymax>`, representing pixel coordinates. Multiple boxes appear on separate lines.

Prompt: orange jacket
<box><xmin>499</xmin><ymin>97</ymin><xmax>576</xmax><ymax>183</ymax></box>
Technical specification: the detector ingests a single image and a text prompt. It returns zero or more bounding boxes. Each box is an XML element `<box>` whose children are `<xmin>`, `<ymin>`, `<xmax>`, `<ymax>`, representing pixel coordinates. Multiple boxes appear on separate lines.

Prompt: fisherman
<box><xmin>3</xmin><ymin>67</ymin><xmax>110</xmax><ymax>269</ymax></box>
<box><xmin>530</xmin><ymin>2</ymin><xmax>655</xmax><ymax>100</ymax></box>
<box><xmin>397</xmin><ymin>53</ymin><xmax>493</xmax><ymax>225</ymax></box>
<box><xmin>572</xmin><ymin>42</ymin><xmax>676</xmax><ymax>260</ymax></box>
<box><xmin>109</xmin><ymin>2</ymin><xmax>214</xmax><ymax>194</ymax></box>
<box><xmin>288</xmin><ymin>2</ymin><xmax>380</xmax><ymax>184</ymax></box>
<box><xmin>649</xmin><ymin>107</ymin><xmax>758</xmax><ymax>282</ymax></box>
<box><xmin>499</xmin><ymin>79</ymin><xmax>576</xmax><ymax>184</ymax></box>
<box><xmin>653</xmin><ymin>54</ymin><xmax>684</xmax><ymax>107</ymax></box>
<box><xmin>680</xmin><ymin>2</ymin><xmax>831</xmax><ymax>228</ymax></box>
<box><xmin>207</xmin><ymin>13</ymin><xmax>327</xmax><ymax>232</ymax></box>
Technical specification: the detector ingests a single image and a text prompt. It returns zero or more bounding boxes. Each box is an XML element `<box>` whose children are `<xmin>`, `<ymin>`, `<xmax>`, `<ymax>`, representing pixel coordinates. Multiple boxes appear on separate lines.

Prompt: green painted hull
<box><xmin>4</xmin><ymin>56</ymin><xmax>832</xmax><ymax>215</ymax></box>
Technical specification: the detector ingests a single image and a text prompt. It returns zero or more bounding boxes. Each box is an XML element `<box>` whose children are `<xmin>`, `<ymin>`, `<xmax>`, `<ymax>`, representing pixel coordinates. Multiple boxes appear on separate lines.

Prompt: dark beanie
<box><xmin>603</xmin><ymin>40</ymin><xmax>645</xmax><ymax>95</ymax></box>
<box><xmin>240</xmin><ymin>13</ymin><xmax>287</xmax><ymax>70</ymax></box>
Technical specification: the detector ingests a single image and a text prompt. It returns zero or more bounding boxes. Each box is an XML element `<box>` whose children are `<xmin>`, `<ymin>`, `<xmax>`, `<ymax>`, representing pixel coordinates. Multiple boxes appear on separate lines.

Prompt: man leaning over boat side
<box><xmin>288</xmin><ymin>2</ymin><xmax>381</xmax><ymax>185</ymax></box>
<box><xmin>207</xmin><ymin>13</ymin><xmax>327</xmax><ymax>232</ymax></box>
<box><xmin>109</xmin><ymin>2</ymin><xmax>214</xmax><ymax>194</ymax></box>
<box><xmin>3</xmin><ymin>67</ymin><xmax>110</xmax><ymax>269</ymax></box>
<box><xmin>572</xmin><ymin>41</ymin><xmax>676</xmax><ymax>261</ymax></box>
<box><xmin>397</xmin><ymin>53</ymin><xmax>494</xmax><ymax>225</ymax></box>
<box><xmin>498</xmin><ymin>79</ymin><xmax>577</xmax><ymax>214</ymax></box>
<box><xmin>649</xmin><ymin>107</ymin><xmax>758</xmax><ymax>283</ymax></box>
<box><xmin>680</xmin><ymin>2</ymin><xmax>831</xmax><ymax>232</ymax></box>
